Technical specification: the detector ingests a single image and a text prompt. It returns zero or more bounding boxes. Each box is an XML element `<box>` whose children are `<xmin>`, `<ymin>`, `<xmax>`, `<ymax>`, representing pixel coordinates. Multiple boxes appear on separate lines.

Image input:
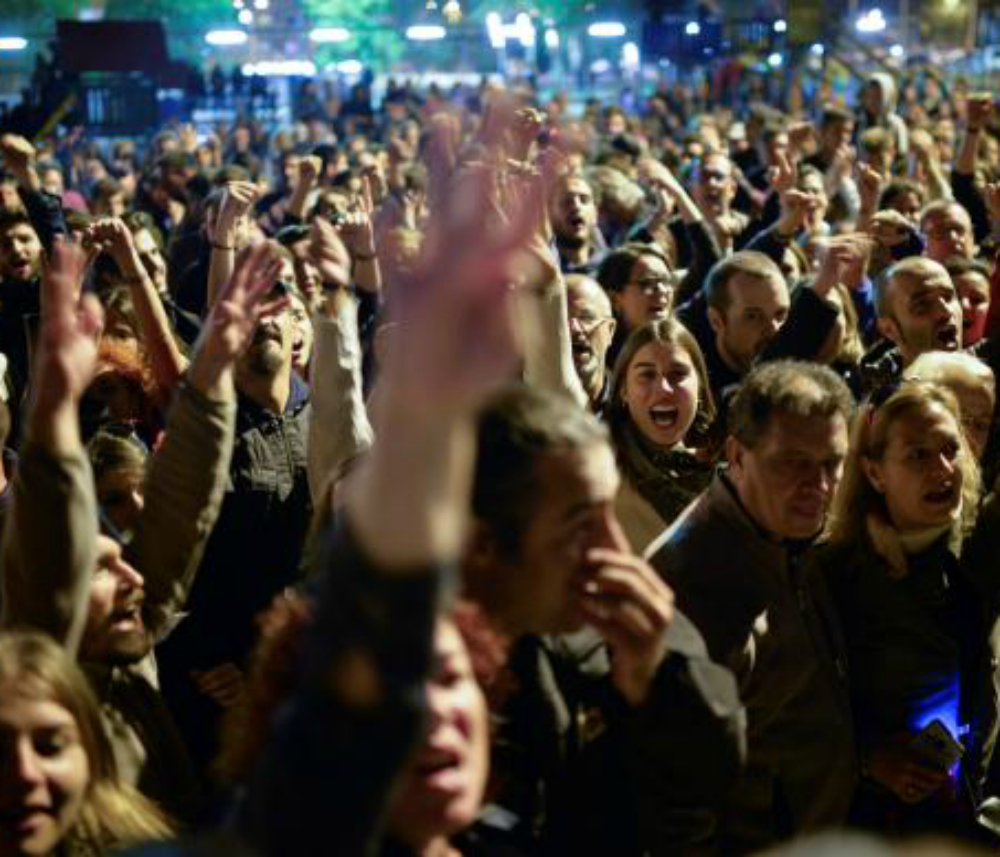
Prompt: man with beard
<box><xmin>548</xmin><ymin>173</ymin><xmax>606</xmax><ymax>275</ymax></box>
<box><xmin>691</xmin><ymin>152</ymin><xmax>750</xmax><ymax>255</ymax></box>
<box><xmin>155</xmin><ymin>243</ymin><xmax>319</xmax><ymax>779</ymax></box>
<box><xmin>566</xmin><ymin>274</ymin><xmax>616</xmax><ymax>410</ymax></box>
<box><xmin>861</xmin><ymin>256</ymin><xmax>964</xmax><ymax>390</ymax></box>
<box><xmin>1</xmin><ymin>241</ymin><xmax>280</xmax><ymax>821</ymax></box>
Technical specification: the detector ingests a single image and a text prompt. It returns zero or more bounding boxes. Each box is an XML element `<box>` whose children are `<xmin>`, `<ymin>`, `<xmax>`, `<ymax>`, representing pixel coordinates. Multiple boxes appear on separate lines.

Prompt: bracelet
<box><xmin>211</xmin><ymin>241</ymin><xmax>236</xmax><ymax>251</ymax></box>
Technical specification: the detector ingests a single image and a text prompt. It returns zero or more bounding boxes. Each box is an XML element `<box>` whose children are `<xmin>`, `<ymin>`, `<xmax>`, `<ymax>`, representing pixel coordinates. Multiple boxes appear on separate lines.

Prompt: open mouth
<box><xmin>935</xmin><ymin>325</ymin><xmax>959</xmax><ymax>350</ymax></box>
<box><xmin>924</xmin><ymin>484</ymin><xmax>957</xmax><ymax>506</ymax></box>
<box><xmin>110</xmin><ymin>602</ymin><xmax>143</xmax><ymax>631</ymax></box>
<box><xmin>0</xmin><ymin>805</ymin><xmax>49</xmax><ymax>830</ymax></box>
<box><xmin>649</xmin><ymin>404</ymin><xmax>679</xmax><ymax>429</ymax></box>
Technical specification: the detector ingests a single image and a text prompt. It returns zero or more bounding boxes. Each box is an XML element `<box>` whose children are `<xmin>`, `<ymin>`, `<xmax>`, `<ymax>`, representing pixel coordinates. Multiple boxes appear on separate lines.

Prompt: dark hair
<box><xmin>473</xmin><ymin>384</ymin><xmax>608</xmax><ymax>557</ymax></box>
<box><xmin>944</xmin><ymin>255</ymin><xmax>991</xmax><ymax>281</ymax></box>
<box><xmin>879</xmin><ymin>178</ymin><xmax>925</xmax><ymax>211</ymax></box>
<box><xmin>704</xmin><ymin>250</ymin><xmax>783</xmax><ymax>314</ymax></box>
<box><xmin>608</xmin><ymin>317</ymin><xmax>717</xmax><ymax>448</ymax></box>
<box><xmin>0</xmin><ymin>209</ymin><xmax>32</xmax><ymax>235</ymax></box>
<box><xmin>729</xmin><ymin>360</ymin><xmax>854</xmax><ymax>449</ymax></box>
<box><xmin>820</xmin><ymin>105</ymin><xmax>855</xmax><ymax>128</ymax></box>
<box><xmin>597</xmin><ymin>242</ymin><xmax>672</xmax><ymax>296</ymax></box>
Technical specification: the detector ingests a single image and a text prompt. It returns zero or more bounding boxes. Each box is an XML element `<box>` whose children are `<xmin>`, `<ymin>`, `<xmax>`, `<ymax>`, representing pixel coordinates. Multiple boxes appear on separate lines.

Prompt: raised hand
<box><xmin>966</xmin><ymin>93</ymin><xmax>993</xmax><ymax>131</ymax></box>
<box><xmin>215</xmin><ymin>180</ymin><xmax>260</xmax><ymax>248</ymax></box>
<box><xmin>308</xmin><ymin>217</ymin><xmax>352</xmax><ymax>291</ymax></box>
<box><xmin>85</xmin><ymin>217</ymin><xmax>144</xmax><ymax>279</ymax></box>
<box><xmin>0</xmin><ymin>133</ymin><xmax>37</xmax><ymax>188</ymax></box>
<box><xmin>32</xmin><ymin>240</ymin><xmax>104</xmax><ymax>424</ymax></box>
<box><xmin>190</xmin><ymin>241</ymin><xmax>286</xmax><ymax>395</ymax></box>
<box><xmin>337</xmin><ymin>175</ymin><xmax>377</xmax><ymax>261</ymax></box>
<box><xmin>867</xmin><ymin>733</ymin><xmax>951</xmax><ymax>804</ymax></box>
<box><xmin>814</xmin><ymin>234</ymin><xmax>871</xmax><ymax>297</ymax></box>
<box><xmin>857</xmin><ymin>161</ymin><xmax>884</xmax><ymax>215</ymax></box>
<box><xmin>768</xmin><ymin>150</ymin><xmax>797</xmax><ymax>198</ymax></box>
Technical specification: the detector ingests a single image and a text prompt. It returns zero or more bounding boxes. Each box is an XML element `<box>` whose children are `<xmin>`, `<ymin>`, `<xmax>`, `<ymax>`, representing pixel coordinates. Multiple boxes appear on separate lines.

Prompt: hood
<box><xmin>865</xmin><ymin>72</ymin><xmax>898</xmax><ymax>116</ymax></box>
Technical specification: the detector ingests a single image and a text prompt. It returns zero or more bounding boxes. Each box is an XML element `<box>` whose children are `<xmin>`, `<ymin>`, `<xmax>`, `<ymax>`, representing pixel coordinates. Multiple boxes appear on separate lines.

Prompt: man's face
<box><xmin>482</xmin><ymin>443</ymin><xmax>622</xmax><ymax>635</ymax></box>
<box><xmin>239</xmin><ymin>296</ymin><xmax>293</xmax><ymax>377</ymax></box>
<box><xmin>888</xmin><ymin>191</ymin><xmax>923</xmax><ymax>225</ymax></box>
<box><xmin>764</xmin><ymin>133</ymin><xmax>789</xmax><ymax>167</ymax></box>
<box><xmin>954</xmin><ymin>271</ymin><xmax>991</xmax><ymax>346</ymax></box>
<box><xmin>879</xmin><ymin>266</ymin><xmax>962</xmax><ymax>364</ymax></box>
<box><xmin>132</xmin><ymin>228</ymin><xmax>167</xmax><ymax>294</ymax></box>
<box><xmin>566</xmin><ymin>278</ymin><xmax>616</xmax><ymax>401</ymax></box>
<box><xmin>729</xmin><ymin>410</ymin><xmax>849</xmax><ymax>540</ymax></box>
<box><xmin>922</xmin><ymin>206</ymin><xmax>975</xmax><ymax>263</ymax></box>
<box><xmin>694</xmin><ymin>154</ymin><xmax>736</xmax><ymax>218</ymax></box>
<box><xmin>550</xmin><ymin>178</ymin><xmax>597</xmax><ymax>248</ymax></box>
<box><xmin>80</xmin><ymin>535</ymin><xmax>150</xmax><ymax>665</ymax></box>
<box><xmin>821</xmin><ymin>120</ymin><xmax>853</xmax><ymax>155</ymax></box>
<box><xmin>0</xmin><ymin>223</ymin><xmax>42</xmax><ymax>282</ymax></box>
<box><xmin>708</xmin><ymin>273</ymin><xmax>790</xmax><ymax>374</ymax></box>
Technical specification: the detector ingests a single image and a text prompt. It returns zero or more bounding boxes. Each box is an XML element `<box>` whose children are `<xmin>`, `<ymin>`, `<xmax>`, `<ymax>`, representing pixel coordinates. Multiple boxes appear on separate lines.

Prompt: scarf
<box><xmin>616</xmin><ymin>420</ymin><xmax>713</xmax><ymax>527</ymax></box>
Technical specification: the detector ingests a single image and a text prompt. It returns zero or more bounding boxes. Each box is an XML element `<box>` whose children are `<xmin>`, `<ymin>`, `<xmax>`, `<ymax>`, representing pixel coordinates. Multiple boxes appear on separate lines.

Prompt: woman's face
<box><xmin>865</xmin><ymin>403</ymin><xmax>965</xmax><ymax>531</ymax></box>
<box><xmin>388</xmin><ymin>619</ymin><xmax>489</xmax><ymax>849</ymax></box>
<box><xmin>288</xmin><ymin>294</ymin><xmax>314</xmax><ymax>377</ymax></box>
<box><xmin>88</xmin><ymin>369</ymin><xmax>143</xmax><ymax>425</ymax></box>
<box><xmin>613</xmin><ymin>255</ymin><xmax>674</xmax><ymax>331</ymax></box>
<box><xmin>96</xmin><ymin>466</ymin><xmax>145</xmax><ymax>535</ymax></box>
<box><xmin>815</xmin><ymin>286</ymin><xmax>848</xmax><ymax>365</ymax></box>
<box><xmin>0</xmin><ymin>687</ymin><xmax>90</xmax><ymax>856</ymax></box>
<box><xmin>624</xmin><ymin>341</ymin><xmax>700</xmax><ymax>448</ymax></box>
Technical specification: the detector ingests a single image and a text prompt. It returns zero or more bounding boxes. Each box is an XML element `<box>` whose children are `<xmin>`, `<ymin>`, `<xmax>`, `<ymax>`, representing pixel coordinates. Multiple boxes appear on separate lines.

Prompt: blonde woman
<box><xmin>904</xmin><ymin>352</ymin><xmax>995</xmax><ymax>461</ymax></box>
<box><xmin>818</xmin><ymin>381</ymin><xmax>1000</xmax><ymax>839</ymax></box>
<box><xmin>0</xmin><ymin>631</ymin><xmax>171</xmax><ymax>856</ymax></box>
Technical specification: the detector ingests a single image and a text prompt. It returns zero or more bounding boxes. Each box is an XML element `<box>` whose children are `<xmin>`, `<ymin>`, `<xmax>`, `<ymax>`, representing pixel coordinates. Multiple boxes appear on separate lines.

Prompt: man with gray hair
<box><xmin>648</xmin><ymin>359</ymin><xmax>857</xmax><ymax>852</ymax></box>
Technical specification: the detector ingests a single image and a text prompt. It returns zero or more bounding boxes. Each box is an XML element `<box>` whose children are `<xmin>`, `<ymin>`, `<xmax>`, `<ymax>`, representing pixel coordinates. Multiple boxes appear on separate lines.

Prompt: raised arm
<box><xmin>129</xmin><ymin>243</ymin><xmax>285</xmax><ymax>640</ymax></box>
<box><xmin>239</xmin><ymin>165</ymin><xmax>531</xmax><ymax>856</ymax></box>
<box><xmin>0</xmin><ymin>241</ymin><xmax>103</xmax><ymax>653</ymax></box>
<box><xmin>207</xmin><ymin>181</ymin><xmax>260</xmax><ymax>312</ymax></box>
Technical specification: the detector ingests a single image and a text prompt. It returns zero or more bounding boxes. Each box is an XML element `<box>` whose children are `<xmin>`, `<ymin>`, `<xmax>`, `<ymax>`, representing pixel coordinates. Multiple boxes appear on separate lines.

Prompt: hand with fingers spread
<box><xmin>189</xmin><ymin>241</ymin><xmax>287</xmax><ymax>396</ymax></box>
<box><xmin>31</xmin><ymin>240</ymin><xmax>104</xmax><ymax>446</ymax></box>
<box><xmin>579</xmin><ymin>521</ymin><xmax>675</xmax><ymax>707</ymax></box>
<box><xmin>866</xmin><ymin>733</ymin><xmax>952</xmax><ymax>804</ymax></box>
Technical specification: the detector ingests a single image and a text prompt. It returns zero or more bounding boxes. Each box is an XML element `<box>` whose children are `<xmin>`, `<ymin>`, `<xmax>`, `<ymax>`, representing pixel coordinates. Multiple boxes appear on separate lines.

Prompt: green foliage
<box><xmin>301</xmin><ymin>0</ymin><xmax>405</xmax><ymax>68</ymax></box>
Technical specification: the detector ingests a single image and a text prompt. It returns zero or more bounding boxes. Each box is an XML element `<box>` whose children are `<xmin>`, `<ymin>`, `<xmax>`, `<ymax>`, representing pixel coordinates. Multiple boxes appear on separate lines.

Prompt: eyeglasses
<box><xmin>628</xmin><ymin>277</ymin><xmax>675</xmax><ymax>297</ymax></box>
<box><xmin>571</xmin><ymin>314</ymin><xmax>613</xmax><ymax>335</ymax></box>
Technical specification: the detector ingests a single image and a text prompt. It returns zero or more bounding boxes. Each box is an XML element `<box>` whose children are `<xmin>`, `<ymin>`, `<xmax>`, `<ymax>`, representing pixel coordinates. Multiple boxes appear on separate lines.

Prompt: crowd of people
<box><xmin>0</xmin><ymin>64</ymin><xmax>999</xmax><ymax>856</ymax></box>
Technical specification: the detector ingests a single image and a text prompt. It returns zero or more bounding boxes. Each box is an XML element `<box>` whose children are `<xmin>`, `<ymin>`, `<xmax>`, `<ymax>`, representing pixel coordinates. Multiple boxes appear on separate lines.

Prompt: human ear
<box><xmin>876</xmin><ymin>315</ymin><xmax>901</xmax><ymax>347</ymax></box>
<box><xmin>707</xmin><ymin>306</ymin><xmax>726</xmax><ymax>339</ymax></box>
<box><xmin>861</xmin><ymin>455</ymin><xmax>886</xmax><ymax>493</ymax></box>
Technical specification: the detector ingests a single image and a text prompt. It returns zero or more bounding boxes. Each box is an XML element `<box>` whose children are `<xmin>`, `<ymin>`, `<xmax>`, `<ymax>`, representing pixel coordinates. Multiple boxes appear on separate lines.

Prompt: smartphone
<box><xmin>910</xmin><ymin>719</ymin><xmax>964</xmax><ymax>771</ymax></box>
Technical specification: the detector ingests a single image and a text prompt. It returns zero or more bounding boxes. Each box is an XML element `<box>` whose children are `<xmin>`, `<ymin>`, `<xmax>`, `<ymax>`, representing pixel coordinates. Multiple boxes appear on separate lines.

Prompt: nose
<box><xmin>9</xmin><ymin>739</ymin><xmax>45</xmax><ymax>788</ymax></box>
<box><xmin>113</xmin><ymin>557</ymin><xmax>145</xmax><ymax>592</ymax></box>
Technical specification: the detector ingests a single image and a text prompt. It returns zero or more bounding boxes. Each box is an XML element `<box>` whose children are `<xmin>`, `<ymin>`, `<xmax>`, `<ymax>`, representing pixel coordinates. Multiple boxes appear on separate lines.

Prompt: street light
<box><xmin>309</xmin><ymin>27</ymin><xmax>351</xmax><ymax>43</ymax></box>
<box><xmin>856</xmin><ymin>8</ymin><xmax>887</xmax><ymax>33</ymax></box>
<box><xmin>774</xmin><ymin>19</ymin><xmax>787</xmax><ymax>33</ymax></box>
<box><xmin>406</xmin><ymin>25</ymin><xmax>447</xmax><ymax>40</ymax></box>
<box><xmin>587</xmin><ymin>22</ymin><xmax>626</xmax><ymax>38</ymax></box>
<box><xmin>685</xmin><ymin>21</ymin><xmax>701</xmax><ymax>36</ymax></box>
<box><xmin>205</xmin><ymin>29</ymin><xmax>248</xmax><ymax>46</ymax></box>
<box><xmin>0</xmin><ymin>37</ymin><xmax>28</xmax><ymax>51</ymax></box>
